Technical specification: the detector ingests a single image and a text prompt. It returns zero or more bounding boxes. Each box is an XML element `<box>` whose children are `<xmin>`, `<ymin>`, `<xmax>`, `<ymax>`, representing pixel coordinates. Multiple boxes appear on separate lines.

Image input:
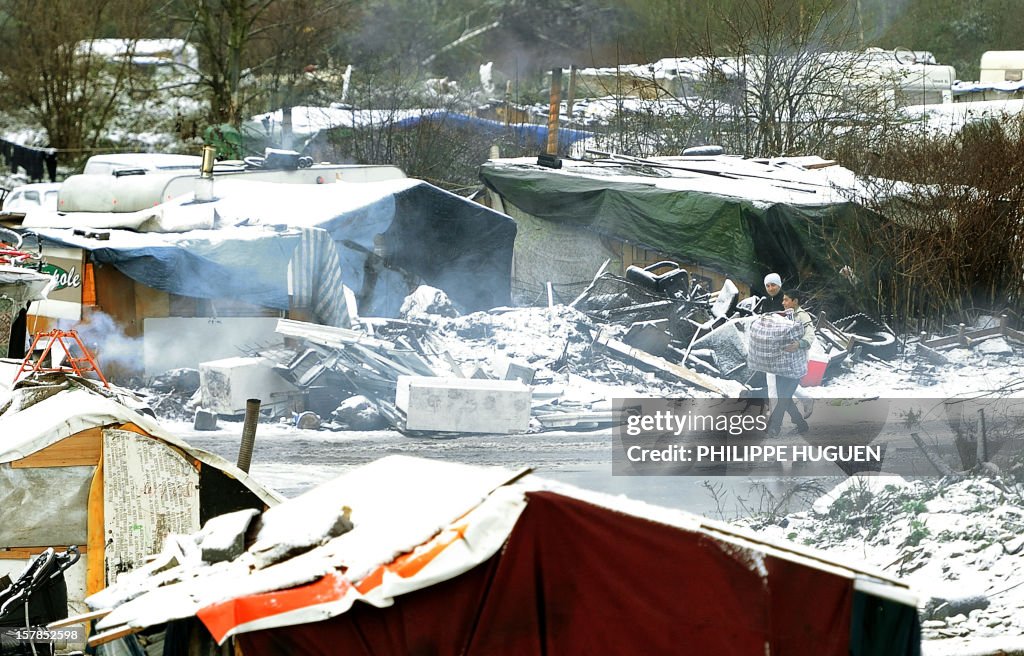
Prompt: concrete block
<box><xmin>396</xmin><ymin>376</ymin><xmax>531</xmax><ymax>434</ymax></box>
<box><xmin>494</xmin><ymin>357</ymin><xmax>535</xmax><ymax>385</ymax></box>
<box><xmin>199</xmin><ymin>356</ymin><xmax>299</xmax><ymax>416</ymax></box>
<box><xmin>193</xmin><ymin>408</ymin><xmax>218</xmax><ymax>431</ymax></box>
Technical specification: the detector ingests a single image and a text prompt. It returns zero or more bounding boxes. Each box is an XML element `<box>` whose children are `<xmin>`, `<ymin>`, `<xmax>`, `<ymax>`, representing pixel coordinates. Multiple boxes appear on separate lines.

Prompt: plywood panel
<box><xmin>134</xmin><ymin>280</ymin><xmax>170</xmax><ymax>322</ymax></box>
<box><xmin>9</xmin><ymin>423</ymin><xmax>146</xmax><ymax>469</ymax></box>
<box><xmin>0</xmin><ymin>546</ymin><xmax>87</xmax><ymax>559</ymax></box>
<box><xmin>93</xmin><ymin>264</ymin><xmax>139</xmax><ymax>336</ymax></box>
<box><xmin>10</xmin><ymin>428</ymin><xmax>101</xmax><ymax>468</ymax></box>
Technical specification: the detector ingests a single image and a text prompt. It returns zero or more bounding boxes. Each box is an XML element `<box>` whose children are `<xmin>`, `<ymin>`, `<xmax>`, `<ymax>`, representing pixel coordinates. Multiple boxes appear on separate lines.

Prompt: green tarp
<box><xmin>479</xmin><ymin>161</ymin><xmax>884</xmax><ymax>295</ymax></box>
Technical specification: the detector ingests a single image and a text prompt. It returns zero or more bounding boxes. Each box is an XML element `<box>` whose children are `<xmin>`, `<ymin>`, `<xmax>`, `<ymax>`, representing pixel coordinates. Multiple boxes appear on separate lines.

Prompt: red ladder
<box><xmin>12</xmin><ymin>329</ymin><xmax>110</xmax><ymax>388</ymax></box>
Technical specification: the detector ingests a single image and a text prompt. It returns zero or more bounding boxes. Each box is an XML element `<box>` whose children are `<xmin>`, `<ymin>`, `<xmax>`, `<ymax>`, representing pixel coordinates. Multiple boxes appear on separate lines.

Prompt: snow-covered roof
<box><xmin>0</xmin><ymin>386</ymin><xmax>281</xmax><ymax>508</ymax></box>
<box><xmin>84</xmin><ymin>455</ymin><xmax>913</xmax><ymax>646</ymax></box>
<box><xmin>484</xmin><ymin>153</ymin><xmax>865</xmax><ymax>207</ymax></box>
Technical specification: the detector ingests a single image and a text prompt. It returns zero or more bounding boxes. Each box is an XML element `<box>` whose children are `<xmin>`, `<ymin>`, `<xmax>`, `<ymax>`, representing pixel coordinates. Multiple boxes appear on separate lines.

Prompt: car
<box><xmin>2</xmin><ymin>182</ymin><xmax>62</xmax><ymax>212</ymax></box>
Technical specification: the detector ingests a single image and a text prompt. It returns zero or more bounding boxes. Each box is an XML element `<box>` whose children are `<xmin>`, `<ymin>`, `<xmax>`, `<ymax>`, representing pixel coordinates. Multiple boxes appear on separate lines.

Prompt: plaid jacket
<box><xmin>747</xmin><ymin>312</ymin><xmax>809</xmax><ymax>378</ymax></box>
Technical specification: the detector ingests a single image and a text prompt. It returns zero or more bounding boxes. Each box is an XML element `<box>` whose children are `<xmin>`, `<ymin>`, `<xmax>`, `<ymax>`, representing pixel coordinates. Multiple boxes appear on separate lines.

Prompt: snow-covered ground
<box><xmin>157</xmin><ymin>304</ymin><xmax>1024</xmax><ymax>652</ymax></box>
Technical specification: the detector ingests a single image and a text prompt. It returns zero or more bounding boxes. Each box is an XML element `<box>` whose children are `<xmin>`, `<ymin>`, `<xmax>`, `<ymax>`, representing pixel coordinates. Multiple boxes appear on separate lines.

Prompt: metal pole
<box><xmin>237</xmin><ymin>398</ymin><xmax>261</xmax><ymax>473</ymax></box>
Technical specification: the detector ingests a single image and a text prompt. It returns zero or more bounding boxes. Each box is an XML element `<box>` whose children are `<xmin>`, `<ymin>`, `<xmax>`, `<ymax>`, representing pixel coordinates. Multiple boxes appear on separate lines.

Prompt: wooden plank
<box><xmin>569</xmin><ymin>258</ymin><xmax>611</xmax><ymax>308</ymax></box>
<box><xmin>916</xmin><ymin>341</ymin><xmax>950</xmax><ymax>366</ymax></box>
<box><xmin>11</xmin><ymin>428</ymin><xmax>102</xmax><ymax>468</ymax></box>
<box><xmin>0</xmin><ymin>546</ymin><xmax>87</xmax><ymax>559</ymax></box>
<box><xmin>87</xmin><ymin>450</ymin><xmax>105</xmax><ymax>596</ymax></box>
<box><xmin>49</xmin><ymin>609</ymin><xmax>110</xmax><ymax>629</ymax></box>
<box><xmin>1004</xmin><ymin>326</ymin><xmax>1024</xmax><ymax>344</ymax></box>
<box><xmin>10</xmin><ymin>423</ymin><xmax>145</xmax><ymax>469</ymax></box>
<box><xmin>88</xmin><ymin>625</ymin><xmax>144</xmax><ymax>648</ymax></box>
<box><xmin>922</xmin><ymin>325</ymin><xmax>1002</xmax><ymax>349</ymax></box>
<box><xmin>594</xmin><ymin>331</ymin><xmax>742</xmax><ymax>397</ymax></box>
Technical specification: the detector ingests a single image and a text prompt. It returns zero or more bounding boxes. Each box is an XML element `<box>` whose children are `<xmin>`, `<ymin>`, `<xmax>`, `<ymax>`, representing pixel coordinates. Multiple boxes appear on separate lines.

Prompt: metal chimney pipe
<box><xmin>196</xmin><ymin>145</ymin><xmax>217</xmax><ymax>201</ymax></box>
<box><xmin>200</xmin><ymin>145</ymin><xmax>216</xmax><ymax>179</ymax></box>
<box><xmin>237</xmin><ymin>398</ymin><xmax>261</xmax><ymax>473</ymax></box>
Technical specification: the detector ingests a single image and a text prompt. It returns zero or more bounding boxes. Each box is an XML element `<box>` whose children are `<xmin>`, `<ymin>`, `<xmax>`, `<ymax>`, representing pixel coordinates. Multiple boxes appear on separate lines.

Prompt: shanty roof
<box><xmin>251</xmin><ymin>107</ymin><xmax>593</xmax><ymax>150</ymax></box>
<box><xmin>479</xmin><ymin>154</ymin><xmax>883</xmax><ymax>291</ymax></box>
<box><xmin>0</xmin><ymin>382</ymin><xmax>280</xmax><ymax>508</ymax></box>
<box><xmin>83</xmin><ymin>455</ymin><xmax>916</xmax><ymax>651</ymax></box>
<box><xmin>21</xmin><ymin>177</ymin><xmax>516</xmax><ymax>316</ymax></box>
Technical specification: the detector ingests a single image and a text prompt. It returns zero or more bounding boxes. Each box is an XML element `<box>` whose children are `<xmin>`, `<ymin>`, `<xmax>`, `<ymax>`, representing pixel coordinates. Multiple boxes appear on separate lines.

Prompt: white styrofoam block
<box><xmin>396</xmin><ymin>376</ymin><xmax>531</xmax><ymax>434</ymax></box>
<box><xmin>199</xmin><ymin>356</ymin><xmax>298</xmax><ymax>416</ymax></box>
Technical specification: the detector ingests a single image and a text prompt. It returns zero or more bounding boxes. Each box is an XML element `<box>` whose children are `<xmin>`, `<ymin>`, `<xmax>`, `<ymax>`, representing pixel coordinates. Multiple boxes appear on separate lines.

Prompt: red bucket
<box><xmin>800</xmin><ymin>358</ymin><xmax>827</xmax><ymax>386</ymax></box>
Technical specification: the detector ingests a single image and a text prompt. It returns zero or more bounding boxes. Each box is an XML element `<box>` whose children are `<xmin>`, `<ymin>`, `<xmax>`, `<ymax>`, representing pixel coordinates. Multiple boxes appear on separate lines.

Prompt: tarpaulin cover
<box><xmin>479</xmin><ymin>161</ymin><xmax>883</xmax><ymax>293</ymax></box>
<box><xmin>238</xmin><ymin>491</ymin><xmax>861</xmax><ymax>656</ymax></box>
<box><xmin>33</xmin><ymin>179</ymin><xmax>515</xmax><ymax>316</ymax></box>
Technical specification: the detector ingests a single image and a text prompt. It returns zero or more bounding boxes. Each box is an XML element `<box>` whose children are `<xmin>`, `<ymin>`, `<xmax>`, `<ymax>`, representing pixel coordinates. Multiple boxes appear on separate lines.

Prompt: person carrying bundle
<box><xmin>747</xmin><ymin>288</ymin><xmax>814</xmax><ymax>437</ymax></box>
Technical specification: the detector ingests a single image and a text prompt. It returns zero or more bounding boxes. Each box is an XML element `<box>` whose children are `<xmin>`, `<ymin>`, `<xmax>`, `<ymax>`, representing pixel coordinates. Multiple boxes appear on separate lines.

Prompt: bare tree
<box><xmin>169</xmin><ymin>0</ymin><xmax>354</xmax><ymax>127</ymax></box>
<box><xmin>0</xmin><ymin>0</ymin><xmax>152</xmax><ymax>156</ymax></box>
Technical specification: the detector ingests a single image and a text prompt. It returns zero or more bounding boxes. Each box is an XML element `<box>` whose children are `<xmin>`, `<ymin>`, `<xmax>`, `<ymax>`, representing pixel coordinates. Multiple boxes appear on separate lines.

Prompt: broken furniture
<box><xmin>919</xmin><ymin>315</ymin><xmax>1024</xmax><ymax>351</ymax></box>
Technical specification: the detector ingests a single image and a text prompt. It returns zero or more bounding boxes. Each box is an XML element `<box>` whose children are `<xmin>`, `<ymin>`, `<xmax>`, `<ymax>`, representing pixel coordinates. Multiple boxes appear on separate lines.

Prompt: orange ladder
<box><xmin>12</xmin><ymin>329</ymin><xmax>110</xmax><ymax>388</ymax></box>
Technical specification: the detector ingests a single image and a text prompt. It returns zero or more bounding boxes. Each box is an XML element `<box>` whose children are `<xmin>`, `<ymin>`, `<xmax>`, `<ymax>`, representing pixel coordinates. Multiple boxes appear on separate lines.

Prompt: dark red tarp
<box><xmin>238</xmin><ymin>491</ymin><xmax>853</xmax><ymax>656</ymax></box>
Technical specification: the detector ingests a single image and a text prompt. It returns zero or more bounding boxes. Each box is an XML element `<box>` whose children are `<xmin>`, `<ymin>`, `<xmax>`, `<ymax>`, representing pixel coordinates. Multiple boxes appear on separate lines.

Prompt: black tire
<box><xmin>854</xmin><ymin>330</ymin><xmax>897</xmax><ymax>359</ymax></box>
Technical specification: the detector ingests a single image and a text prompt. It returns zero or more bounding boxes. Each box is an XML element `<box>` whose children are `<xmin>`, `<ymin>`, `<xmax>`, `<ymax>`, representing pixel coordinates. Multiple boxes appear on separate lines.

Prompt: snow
<box><xmin>291</xmin><ymin>305</ymin><xmax>1024</xmax><ymax>647</ymax></box>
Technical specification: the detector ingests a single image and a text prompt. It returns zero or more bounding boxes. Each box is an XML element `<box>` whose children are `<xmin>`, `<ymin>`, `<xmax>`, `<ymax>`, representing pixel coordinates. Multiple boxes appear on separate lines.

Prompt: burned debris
<box><xmin>158</xmin><ymin>259</ymin><xmax>924</xmax><ymax>436</ymax></box>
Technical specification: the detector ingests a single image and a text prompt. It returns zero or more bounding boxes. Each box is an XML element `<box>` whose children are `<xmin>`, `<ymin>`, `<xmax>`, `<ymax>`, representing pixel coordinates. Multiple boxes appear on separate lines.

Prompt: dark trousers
<box><xmin>767</xmin><ymin>374</ymin><xmax>803</xmax><ymax>434</ymax></box>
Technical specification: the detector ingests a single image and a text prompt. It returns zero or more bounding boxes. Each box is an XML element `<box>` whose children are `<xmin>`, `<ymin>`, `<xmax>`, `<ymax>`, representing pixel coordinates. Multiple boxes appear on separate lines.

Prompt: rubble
<box><xmin>331</xmin><ymin>395</ymin><xmax>387</xmax><ymax>430</ymax></box>
<box><xmin>135</xmin><ymin>263</ymin><xmax>1024</xmax><ymax>440</ymax></box>
<box><xmin>399</xmin><ymin>285</ymin><xmax>460</xmax><ymax>319</ymax></box>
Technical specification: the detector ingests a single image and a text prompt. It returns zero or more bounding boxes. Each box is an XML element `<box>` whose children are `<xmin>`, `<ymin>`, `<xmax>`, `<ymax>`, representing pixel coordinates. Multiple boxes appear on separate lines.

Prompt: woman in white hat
<box><xmin>757</xmin><ymin>272</ymin><xmax>784</xmax><ymax>314</ymax></box>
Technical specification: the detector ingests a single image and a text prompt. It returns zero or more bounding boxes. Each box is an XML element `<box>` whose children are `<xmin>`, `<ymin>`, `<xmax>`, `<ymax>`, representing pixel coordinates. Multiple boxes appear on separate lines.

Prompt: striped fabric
<box><xmin>289</xmin><ymin>228</ymin><xmax>352</xmax><ymax>328</ymax></box>
<box><xmin>747</xmin><ymin>312</ymin><xmax>808</xmax><ymax>378</ymax></box>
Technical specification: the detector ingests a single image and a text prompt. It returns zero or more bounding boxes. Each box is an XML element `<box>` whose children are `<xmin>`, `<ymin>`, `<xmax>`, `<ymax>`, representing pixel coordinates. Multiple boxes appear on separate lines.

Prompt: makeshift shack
<box><xmin>479</xmin><ymin>154</ymin><xmax>884</xmax><ymax>307</ymax></box>
<box><xmin>83</xmin><ymin>456</ymin><xmax>920</xmax><ymax>655</ymax></box>
<box><xmin>16</xmin><ymin>176</ymin><xmax>516</xmax><ymax>377</ymax></box>
<box><xmin>0</xmin><ymin>373</ymin><xmax>281</xmax><ymax>617</ymax></box>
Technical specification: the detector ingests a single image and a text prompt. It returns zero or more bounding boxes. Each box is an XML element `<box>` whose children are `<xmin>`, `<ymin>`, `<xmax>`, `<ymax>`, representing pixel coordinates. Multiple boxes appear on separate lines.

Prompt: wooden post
<box><xmin>566</xmin><ymin>65</ymin><xmax>577</xmax><ymax>121</ymax></box>
<box><xmin>546</xmin><ymin>68</ymin><xmax>562</xmax><ymax>155</ymax></box>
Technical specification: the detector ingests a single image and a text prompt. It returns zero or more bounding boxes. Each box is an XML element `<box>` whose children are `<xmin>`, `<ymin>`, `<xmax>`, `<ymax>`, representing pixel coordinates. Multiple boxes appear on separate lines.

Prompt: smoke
<box><xmin>61</xmin><ymin>310</ymin><xmax>145</xmax><ymax>376</ymax></box>
<box><xmin>341</xmin><ymin>64</ymin><xmax>353</xmax><ymax>103</ymax></box>
<box><xmin>480</xmin><ymin>61</ymin><xmax>495</xmax><ymax>96</ymax></box>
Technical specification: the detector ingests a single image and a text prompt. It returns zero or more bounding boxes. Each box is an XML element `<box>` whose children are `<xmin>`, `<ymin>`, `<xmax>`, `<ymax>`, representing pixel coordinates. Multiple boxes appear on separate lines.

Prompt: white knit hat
<box><xmin>763</xmin><ymin>273</ymin><xmax>782</xmax><ymax>287</ymax></box>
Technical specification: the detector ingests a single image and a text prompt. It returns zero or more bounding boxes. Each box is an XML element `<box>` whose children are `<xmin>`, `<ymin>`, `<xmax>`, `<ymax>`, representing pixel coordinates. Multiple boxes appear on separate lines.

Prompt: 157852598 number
<box><xmin>1</xmin><ymin>625</ymin><xmax>86</xmax><ymax>643</ymax></box>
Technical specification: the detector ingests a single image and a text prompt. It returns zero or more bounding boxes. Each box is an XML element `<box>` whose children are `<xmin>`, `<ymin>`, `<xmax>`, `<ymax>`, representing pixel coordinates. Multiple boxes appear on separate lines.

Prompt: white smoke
<box><xmin>480</xmin><ymin>61</ymin><xmax>495</xmax><ymax>96</ymax></box>
<box><xmin>61</xmin><ymin>310</ymin><xmax>145</xmax><ymax>376</ymax></box>
<box><xmin>341</xmin><ymin>64</ymin><xmax>353</xmax><ymax>103</ymax></box>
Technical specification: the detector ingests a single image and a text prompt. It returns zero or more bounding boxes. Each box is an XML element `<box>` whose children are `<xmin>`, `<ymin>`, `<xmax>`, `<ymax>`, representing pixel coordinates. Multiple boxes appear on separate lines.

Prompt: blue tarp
<box><xmin>391</xmin><ymin>112</ymin><xmax>593</xmax><ymax>151</ymax></box>
<box><xmin>32</xmin><ymin>179</ymin><xmax>516</xmax><ymax>317</ymax></box>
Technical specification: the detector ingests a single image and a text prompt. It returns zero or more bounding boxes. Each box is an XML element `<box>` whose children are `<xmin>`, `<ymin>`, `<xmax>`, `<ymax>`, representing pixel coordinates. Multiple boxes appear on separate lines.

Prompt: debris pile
<box><xmin>133</xmin><ymin>262</ymin><xmax>1024</xmax><ymax>439</ymax></box>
